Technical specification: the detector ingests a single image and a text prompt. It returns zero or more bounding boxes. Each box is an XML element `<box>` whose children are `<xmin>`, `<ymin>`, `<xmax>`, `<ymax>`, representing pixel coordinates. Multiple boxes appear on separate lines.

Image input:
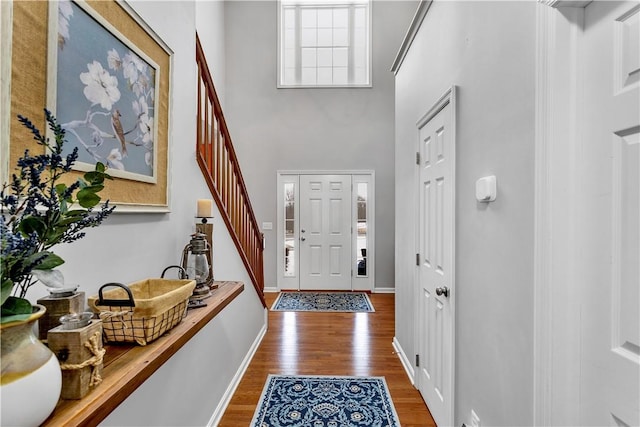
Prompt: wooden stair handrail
<box><xmin>195</xmin><ymin>34</ymin><xmax>266</xmax><ymax>308</ymax></box>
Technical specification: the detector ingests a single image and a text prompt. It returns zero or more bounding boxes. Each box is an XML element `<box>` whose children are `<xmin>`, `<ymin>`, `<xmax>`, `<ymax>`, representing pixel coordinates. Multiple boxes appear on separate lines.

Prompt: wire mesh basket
<box><xmin>88</xmin><ymin>279</ymin><xmax>196</xmax><ymax>346</ymax></box>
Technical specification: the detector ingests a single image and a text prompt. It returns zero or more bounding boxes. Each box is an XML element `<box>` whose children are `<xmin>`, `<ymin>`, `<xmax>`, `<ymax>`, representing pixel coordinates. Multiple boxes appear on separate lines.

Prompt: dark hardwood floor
<box><xmin>218</xmin><ymin>292</ymin><xmax>436</xmax><ymax>426</ymax></box>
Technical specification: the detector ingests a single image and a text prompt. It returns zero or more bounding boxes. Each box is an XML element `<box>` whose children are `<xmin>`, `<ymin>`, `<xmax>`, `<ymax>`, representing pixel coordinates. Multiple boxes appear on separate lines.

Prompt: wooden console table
<box><xmin>42</xmin><ymin>281</ymin><xmax>244</xmax><ymax>427</ymax></box>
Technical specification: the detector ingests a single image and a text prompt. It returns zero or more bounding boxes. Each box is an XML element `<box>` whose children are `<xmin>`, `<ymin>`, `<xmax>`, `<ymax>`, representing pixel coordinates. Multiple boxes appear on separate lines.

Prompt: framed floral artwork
<box><xmin>44</xmin><ymin>0</ymin><xmax>172</xmax><ymax>212</ymax></box>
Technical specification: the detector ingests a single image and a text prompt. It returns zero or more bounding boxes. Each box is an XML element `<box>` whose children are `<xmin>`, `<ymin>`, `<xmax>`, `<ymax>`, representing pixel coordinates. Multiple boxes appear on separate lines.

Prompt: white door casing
<box><xmin>299</xmin><ymin>174</ymin><xmax>352</xmax><ymax>291</ymax></box>
<box><xmin>416</xmin><ymin>87</ymin><xmax>456</xmax><ymax>426</ymax></box>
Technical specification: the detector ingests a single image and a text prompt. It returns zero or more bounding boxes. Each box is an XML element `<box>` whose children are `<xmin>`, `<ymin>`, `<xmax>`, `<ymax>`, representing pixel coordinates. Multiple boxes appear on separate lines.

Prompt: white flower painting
<box><xmin>80</xmin><ymin>61</ymin><xmax>121</xmax><ymax>110</ymax></box>
<box><xmin>51</xmin><ymin>0</ymin><xmax>158</xmax><ymax>183</ymax></box>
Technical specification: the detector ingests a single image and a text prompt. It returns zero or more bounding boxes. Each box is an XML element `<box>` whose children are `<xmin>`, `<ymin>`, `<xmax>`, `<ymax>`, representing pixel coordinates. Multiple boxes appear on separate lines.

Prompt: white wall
<box><xmin>195</xmin><ymin>0</ymin><xmax>227</xmax><ymax>108</ymax></box>
<box><xmin>17</xmin><ymin>1</ymin><xmax>265</xmax><ymax>424</ymax></box>
<box><xmin>222</xmin><ymin>0</ymin><xmax>419</xmax><ymax>290</ymax></box>
<box><xmin>394</xmin><ymin>2</ymin><xmax>536</xmax><ymax>425</ymax></box>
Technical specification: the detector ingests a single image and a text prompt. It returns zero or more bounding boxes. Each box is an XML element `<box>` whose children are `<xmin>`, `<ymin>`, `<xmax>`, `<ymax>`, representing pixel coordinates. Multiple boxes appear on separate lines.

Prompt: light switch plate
<box><xmin>262</xmin><ymin>222</ymin><xmax>273</xmax><ymax>230</ymax></box>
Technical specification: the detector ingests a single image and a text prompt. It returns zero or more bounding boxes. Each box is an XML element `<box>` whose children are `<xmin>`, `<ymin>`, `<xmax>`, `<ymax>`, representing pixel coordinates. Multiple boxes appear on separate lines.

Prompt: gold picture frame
<box><xmin>6</xmin><ymin>0</ymin><xmax>172</xmax><ymax>213</ymax></box>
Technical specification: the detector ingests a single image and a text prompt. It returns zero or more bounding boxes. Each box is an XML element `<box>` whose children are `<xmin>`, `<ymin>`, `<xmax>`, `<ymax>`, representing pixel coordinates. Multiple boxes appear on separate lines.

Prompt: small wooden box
<box><xmin>48</xmin><ymin>319</ymin><xmax>103</xmax><ymax>400</ymax></box>
<box><xmin>37</xmin><ymin>291</ymin><xmax>85</xmax><ymax>341</ymax></box>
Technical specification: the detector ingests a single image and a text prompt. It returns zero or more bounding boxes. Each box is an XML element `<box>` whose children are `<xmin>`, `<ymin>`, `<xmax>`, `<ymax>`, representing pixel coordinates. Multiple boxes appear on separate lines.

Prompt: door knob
<box><xmin>435</xmin><ymin>286</ymin><xmax>449</xmax><ymax>297</ymax></box>
<box><xmin>301</xmin><ymin>229</ymin><xmax>306</xmax><ymax>233</ymax></box>
<box><xmin>301</xmin><ymin>237</ymin><xmax>306</xmax><ymax>241</ymax></box>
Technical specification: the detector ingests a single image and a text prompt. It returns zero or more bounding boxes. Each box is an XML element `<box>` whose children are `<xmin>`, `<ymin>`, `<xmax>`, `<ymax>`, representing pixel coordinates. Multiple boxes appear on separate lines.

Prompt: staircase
<box><xmin>195</xmin><ymin>34</ymin><xmax>266</xmax><ymax>308</ymax></box>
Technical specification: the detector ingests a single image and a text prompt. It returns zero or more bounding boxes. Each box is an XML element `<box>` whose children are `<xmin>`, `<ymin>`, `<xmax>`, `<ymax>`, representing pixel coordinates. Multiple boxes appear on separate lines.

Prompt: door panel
<box><xmin>310</xmin><ymin>245</ymin><xmax>321</xmax><ymax>275</ymax></box>
<box><xmin>300</xmin><ymin>175</ymin><xmax>352</xmax><ymax>290</ymax></box>
<box><xmin>435</xmin><ymin>176</ymin><xmax>444</xmax><ymax>274</ymax></box>
<box><xmin>417</xmin><ymin>93</ymin><xmax>454</xmax><ymax>426</ymax></box>
<box><xmin>613</xmin><ymin>130</ymin><xmax>639</xmax><ymax>357</ymax></box>
<box><xmin>330</xmin><ymin>246</ymin><xmax>342</xmax><ymax>275</ymax></box>
<box><xmin>330</xmin><ymin>198</ymin><xmax>343</xmax><ymax>233</ymax></box>
<box><xmin>580</xmin><ymin>2</ymin><xmax>640</xmax><ymax>425</ymax></box>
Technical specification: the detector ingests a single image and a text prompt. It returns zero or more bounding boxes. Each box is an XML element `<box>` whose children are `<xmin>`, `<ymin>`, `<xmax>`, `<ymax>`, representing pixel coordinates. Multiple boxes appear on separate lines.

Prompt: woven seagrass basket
<box><xmin>88</xmin><ymin>279</ymin><xmax>196</xmax><ymax>346</ymax></box>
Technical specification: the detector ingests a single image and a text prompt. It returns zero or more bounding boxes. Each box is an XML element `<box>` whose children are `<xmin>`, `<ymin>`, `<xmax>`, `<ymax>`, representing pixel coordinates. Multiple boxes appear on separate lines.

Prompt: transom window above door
<box><xmin>278</xmin><ymin>0</ymin><xmax>371</xmax><ymax>88</ymax></box>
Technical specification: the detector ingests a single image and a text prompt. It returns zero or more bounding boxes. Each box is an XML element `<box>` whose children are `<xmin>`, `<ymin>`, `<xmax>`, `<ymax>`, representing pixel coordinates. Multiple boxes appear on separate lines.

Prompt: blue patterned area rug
<box><xmin>271</xmin><ymin>292</ymin><xmax>374</xmax><ymax>312</ymax></box>
<box><xmin>251</xmin><ymin>375</ymin><xmax>400</xmax><ymax>427</ymax></box>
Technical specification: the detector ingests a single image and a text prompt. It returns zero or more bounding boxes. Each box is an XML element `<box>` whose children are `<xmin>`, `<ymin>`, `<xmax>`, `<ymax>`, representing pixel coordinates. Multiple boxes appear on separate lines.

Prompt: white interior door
<box><xmin>299</xmin><ymin>175</ymin><xmax>352</xmax><ymax>291</ymax></box>
<box><xmin>579</xmin><ymin>2</ymin><xmax>640</xmax><ymax>425</ymax></box>
<box><xmin>416</xmin><ymin>89</ymin><xmax>455</xmax><ymax>426</ymax></box>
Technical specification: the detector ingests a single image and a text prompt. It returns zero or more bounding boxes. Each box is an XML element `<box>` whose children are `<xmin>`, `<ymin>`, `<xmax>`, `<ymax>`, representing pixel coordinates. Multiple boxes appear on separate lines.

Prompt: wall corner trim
<box><xmin>539</xmin><ymin>0</ymin><xmax>590</xmax><ymax>9</ymax></box>
<box><xmin>390</xmin><ymin>0</ymin><xmax>433</xmax><ymax>75</ymax></box>
<box><xmin>534</xmin><ymin>5</ymin><xmax>556</xmax><ymax>425</ymax></box>
<box><xmin>393</xmin><ymin>337</ymin><xmax>415</xmax><ymax>385</ymax></box>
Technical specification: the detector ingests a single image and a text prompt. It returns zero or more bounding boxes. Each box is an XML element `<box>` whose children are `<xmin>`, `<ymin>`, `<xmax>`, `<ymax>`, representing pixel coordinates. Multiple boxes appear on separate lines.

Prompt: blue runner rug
<box><xmin>251</xmin><ymin>375</ymin><xmax>400</xmax><ymax>427</ymax></box>
<box><xmin>271</xmin><ymin>292</ymin><xmax>374</xmax><ymax>312</ymax></box>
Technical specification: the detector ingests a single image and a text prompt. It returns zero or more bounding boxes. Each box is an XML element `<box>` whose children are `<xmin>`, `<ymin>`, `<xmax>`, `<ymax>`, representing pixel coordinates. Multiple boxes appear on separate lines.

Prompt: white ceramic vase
<box><xmin>1</xmin><ymin>304</ymin><xmax>62</xmax><ymax>426</ymax></box>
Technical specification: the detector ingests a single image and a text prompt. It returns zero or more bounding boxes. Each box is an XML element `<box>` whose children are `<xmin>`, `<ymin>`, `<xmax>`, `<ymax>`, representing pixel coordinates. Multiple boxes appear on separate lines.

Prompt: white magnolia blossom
<box><xmin>133</xmin><ymin>96</ymin><xmax>154</xmax><ymax>148</ymax></box>
<box><xmin>58</xmin><ymin>1</ymin><xmax>73</xmax><ymax>43</ymax></box>
<box><xmin>123</xmin><ymin>52</ymin><xmax>150</xmax><ymax>96</ymax></box>
<box><xmin>107</xmin><ymin>49</ymin><xmax>122</xmax><ymax>70</ymax></box>
<box><xmin>145</xmin><ymin>151</ymin><xmax>153</xmax><ymax>167</ymax></box>
<box><xmin>132</xmin><ymin>72</ymin><xmax>150</xmax><ymax>97</ymax></box>
<box><xmin>107</xmin><ymin>148</ymin><xmax>125</xmax><ymax>170</ymax></box>
<box><xmin>80</xmin><ymin>61</ymin><xmax>121</xmax><ymax>110</ymax></box>
<box><xmin>91</xmin><ymin>128</ymin><xmax>104</xmax><ymax>147</ymax></box>
<box><xmin>142</xmin><ymin>116</ymin><xmax>154</xmax><ymax>149</ymax></box>
<box><xmin>122</xmin><ymin>53</ymin><xmax>138</xmax><ymax>83</ymax></box>
<box><xmin>132</xmin><ymin>96</ymin><xmax>146</xmax><ymax>117</ymax></box>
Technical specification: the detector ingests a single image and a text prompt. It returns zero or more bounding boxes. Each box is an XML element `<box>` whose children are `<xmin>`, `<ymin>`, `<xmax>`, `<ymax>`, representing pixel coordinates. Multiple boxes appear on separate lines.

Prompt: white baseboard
<box><xmin>208</xmin><ymin>308</ymin><xmax>269</xmax><ymax>426</ymax></box>
<box><xmin>393</xmin><ymin>336</ymin><xmax>415</xmax><ymax>385</ymax></box>
<box><xmin>263</xmin><ymin>286</ymin><xmax>278</xmax><ymax>293</ymax></box>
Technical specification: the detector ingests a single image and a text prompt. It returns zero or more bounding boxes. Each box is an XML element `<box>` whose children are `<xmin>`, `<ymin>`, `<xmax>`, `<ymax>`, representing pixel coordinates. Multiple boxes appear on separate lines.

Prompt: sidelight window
<box><xmin>284</xmin><ymin>182</ymin><xmax>296</xmax><ymax>277</ymax></box>
<box><xmin>356</xmin><ymin>182</ymin><xmax>368</xmax><ymax>276</ymax></box>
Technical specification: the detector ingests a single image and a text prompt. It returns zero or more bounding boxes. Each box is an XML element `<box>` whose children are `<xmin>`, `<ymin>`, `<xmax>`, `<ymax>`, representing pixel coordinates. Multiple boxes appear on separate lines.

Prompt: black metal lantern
<box><xmin>181</xmin><ymin>231</ymin><xmax>213</xmax><ymax>301</ymax></box>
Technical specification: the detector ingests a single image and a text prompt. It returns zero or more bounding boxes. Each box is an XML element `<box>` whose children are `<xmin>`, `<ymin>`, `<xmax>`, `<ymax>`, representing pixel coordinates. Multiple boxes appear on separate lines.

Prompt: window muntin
<box><xmin>279</xmin><ymin>0</ymin><xmax>371</xmax><ymax>88</ymax></box>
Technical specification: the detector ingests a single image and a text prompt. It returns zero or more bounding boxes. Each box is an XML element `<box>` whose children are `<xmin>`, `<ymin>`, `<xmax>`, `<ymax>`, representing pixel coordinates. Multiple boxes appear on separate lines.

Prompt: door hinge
<box><xmin>416</xmin><ymin>253</ymin><xmax>420</xmax><ymax>266</ymax></box>
<box><xmin>416</xmin><ymin>152</ymin><xmax>420</xmax><ymax>165</ymax></box>
<box><xmin>415</xmin><ymin>354</ymin><xmax>420</xmax><ymax>367</ymax></box>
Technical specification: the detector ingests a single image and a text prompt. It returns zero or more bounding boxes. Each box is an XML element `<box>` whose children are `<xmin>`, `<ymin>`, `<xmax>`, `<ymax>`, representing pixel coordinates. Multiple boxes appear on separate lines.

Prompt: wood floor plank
<box><xmin>219</xmin><ymin>292</ymin><xmax>436</xmax><ymax>427</ymax></box>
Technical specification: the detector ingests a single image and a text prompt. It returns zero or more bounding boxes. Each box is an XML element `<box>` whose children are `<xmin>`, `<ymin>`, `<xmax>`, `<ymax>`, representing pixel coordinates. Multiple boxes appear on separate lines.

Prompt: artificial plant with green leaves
<box><xmin>0</xmin><ymin>110</ymin><xmax>115</xmax><ymax>323</ymax></box>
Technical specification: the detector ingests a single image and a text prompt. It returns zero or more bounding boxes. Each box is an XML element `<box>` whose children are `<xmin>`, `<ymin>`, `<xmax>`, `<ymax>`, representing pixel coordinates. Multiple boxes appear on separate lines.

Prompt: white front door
<box><xmin>299</xmin><ymin>175</ymin><xmax>352</xmax><ymax>291</ymax></box>
<box><xmin>579</xmin><ymin>2</ymin><xmax>640</xmax><ymax>424</ymax></box>
<box><xmin>416</xmin><ymin>88</ymin><xmax>455</xmax><ymax>426</ymax></box>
